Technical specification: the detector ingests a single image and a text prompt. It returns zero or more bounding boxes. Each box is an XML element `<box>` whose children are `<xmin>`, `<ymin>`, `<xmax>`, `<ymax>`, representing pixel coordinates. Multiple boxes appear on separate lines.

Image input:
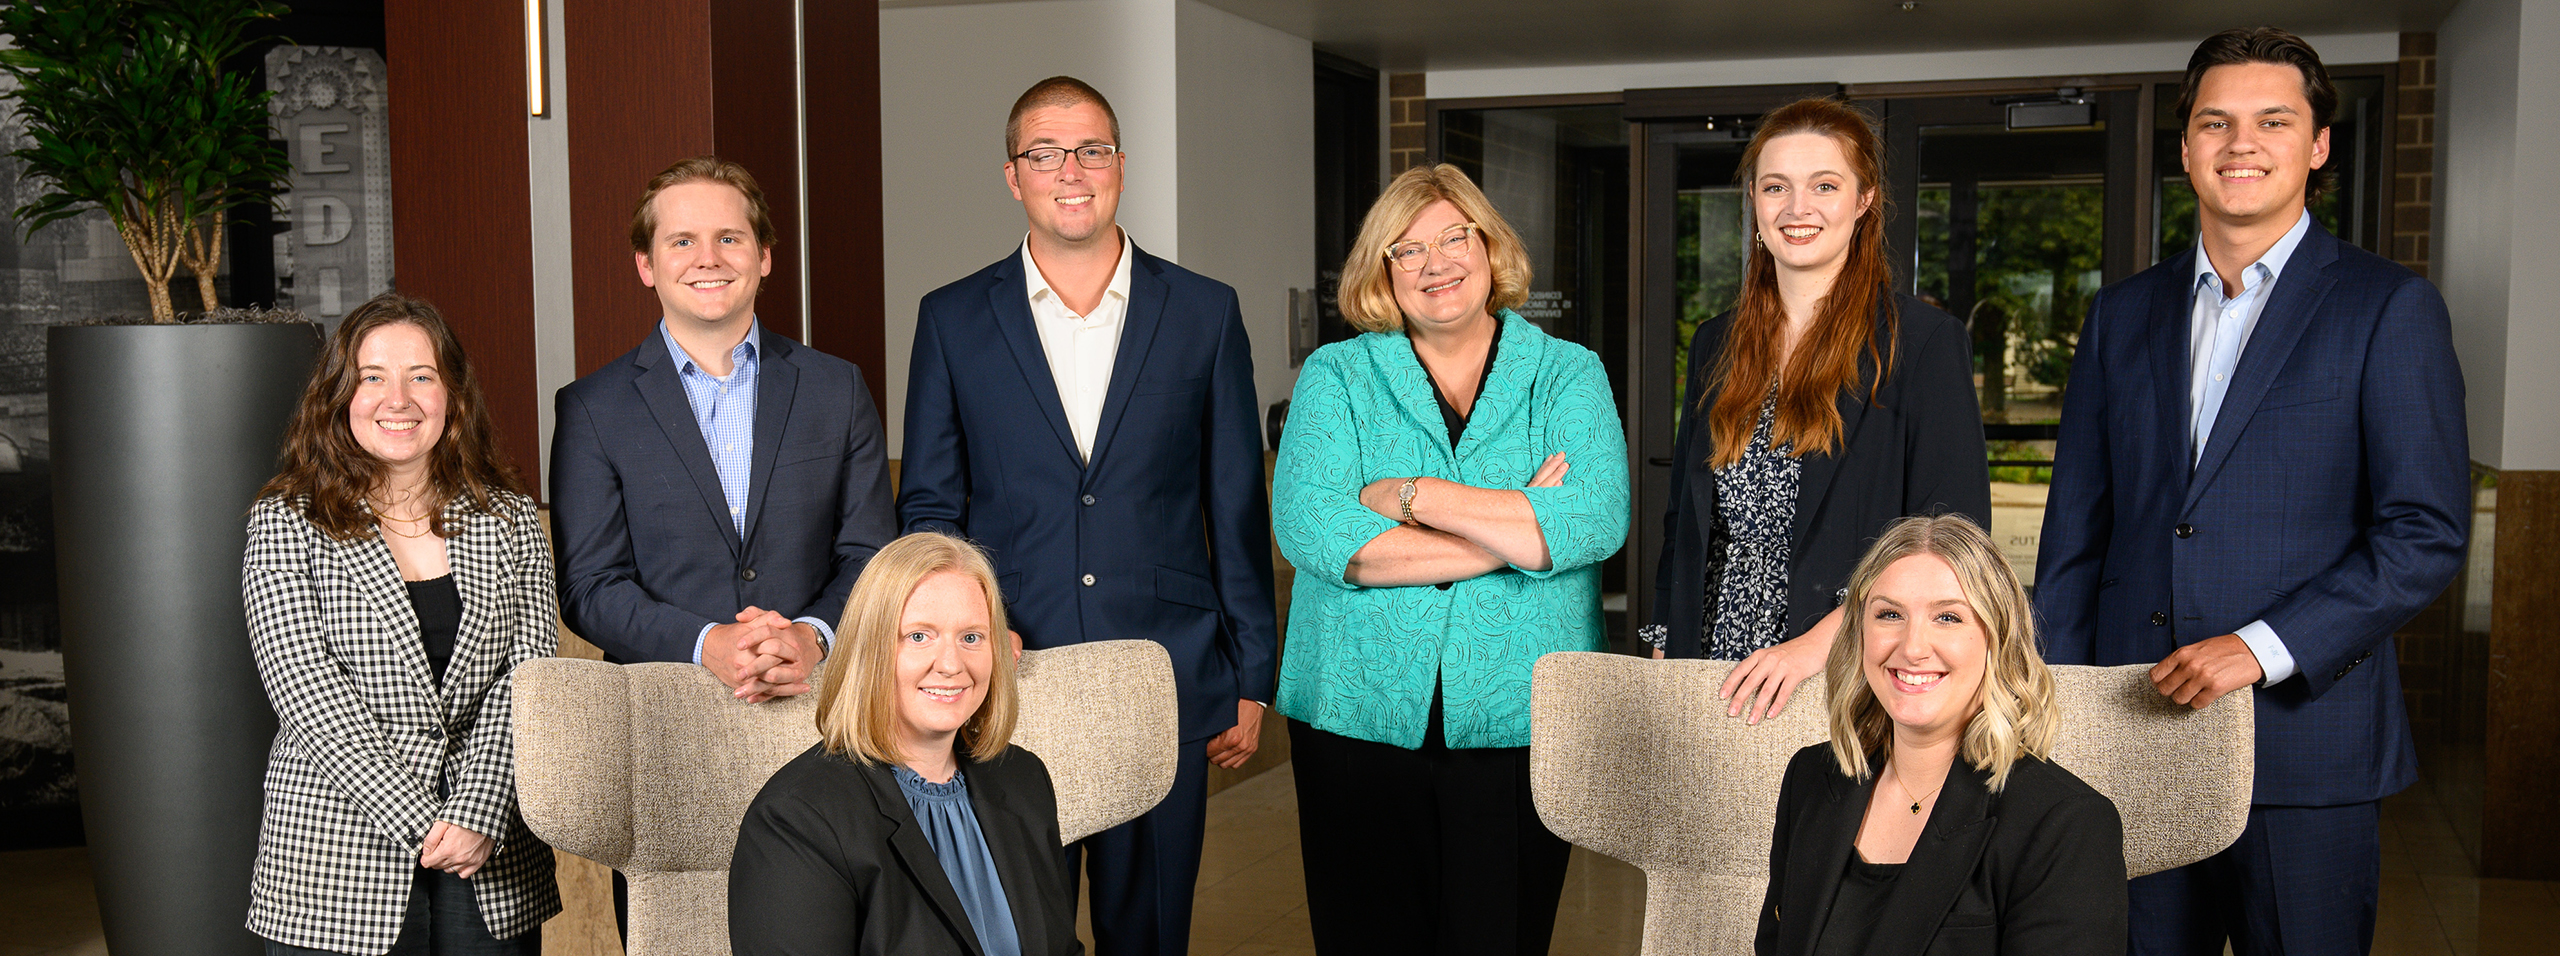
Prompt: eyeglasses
<box><xmin>1383</xmin><ymin>222</ymin><xmax>1478</xmax><ymax>272</ymax></box>
<box><xmin>1012</xmin><ymin>144</ymin><xmax>1123</xmax><ymax>172</ymax></box>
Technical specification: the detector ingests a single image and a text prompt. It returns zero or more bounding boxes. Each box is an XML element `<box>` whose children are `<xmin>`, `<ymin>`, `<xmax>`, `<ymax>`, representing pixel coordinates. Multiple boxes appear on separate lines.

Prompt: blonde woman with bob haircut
<box><xmin>730</xmin><ymin>532</ymin><xmax>1078</xmax><ymax>956</ymax></box>
<box><xmin>1757</xmin><ymin>514</ymin><xmax>2124</xmax><ymax>956</ymax></box>
<box><xmin>1272</xmin><ymin>163</ymin><xmax>1629</xmax><ymax>955</ymax></box>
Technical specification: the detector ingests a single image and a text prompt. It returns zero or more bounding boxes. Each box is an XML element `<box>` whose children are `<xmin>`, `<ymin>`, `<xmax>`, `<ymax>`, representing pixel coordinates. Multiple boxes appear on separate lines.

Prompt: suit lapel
<box><xmin>863</xmin><ymin>764</ymin><xmax>989</xmax><ymax>956</ymax></box>
<box><xmin>742</xmin><ymin>330</ymin><xmax>797</xmax><ymax>546</ymax></box>
<box><xmin>439</xmin><ymin>507</ymin><xmax>501</xmax><ymax>703</ymax></box>
<box><xmin>987</xmin><ymin>254</ymin><xmax>1084</xmax><ymax>466</ymax></box>
<box><xmin>1373</xmin><ymin>330</ymin><xmax>1460</xmax><ymax>472</ymax></box>
<box><xmin>2185</xmin><ymin>226</ymin><xmax>2341</xmax><ymax>511</ymax></box>
<box><xmin>970</xmin><ymin>757</ymin><xmax>1053</xmax><ymax>956</ymax></box>
<box><xmin>1864</xmin><ymin>761</ymin><xmax>1996</xmax><ymax>956</ymax></box>
<box><xmin>2140</xmin><ymin>257</ymin><xmax>2201</xmax><ymax>502</ymax></box>
<box><xmin>1087</xmin><ymin>247</ymin><xmax>1169</xmax><ymax>469</ymax></box>
<box><xmin>632</xmin><ymin>344</ymin><xmax>743</xmax><ymax>557</ymax></box>
<box><xmin>1453</xmin><ymin>313</ymin><xmax>1532</xmax><ymax>463</ymax></box>
<box><xmin>341</xmin><ymin>531</ymin><xmax>440</xmax><ymax>710</ymax></box>
<box><xmin>1776</xmin><ymin>763</ymin><xmax>1869</xmax><ymax>956</ymax></box>
<box><xmin>1789</xmin><ymin>309</ymin><xmax>1880</xmax><ymax>552</ymax></box>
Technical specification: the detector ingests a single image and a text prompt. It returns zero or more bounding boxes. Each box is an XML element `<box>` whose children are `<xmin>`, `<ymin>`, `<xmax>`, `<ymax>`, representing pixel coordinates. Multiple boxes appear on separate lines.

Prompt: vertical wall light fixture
<box><xmin>525</xmin><ymin>0</ymin><xmax>548</xmax><ymax>116</ymax></box>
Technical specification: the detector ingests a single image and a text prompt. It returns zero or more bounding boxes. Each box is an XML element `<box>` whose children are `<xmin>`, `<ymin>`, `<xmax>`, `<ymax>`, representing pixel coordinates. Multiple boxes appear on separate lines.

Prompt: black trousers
<box><xmin>1288</xmin><ymin>691</ymin><xmax>1571</xmax><ymax>956</ymax></box>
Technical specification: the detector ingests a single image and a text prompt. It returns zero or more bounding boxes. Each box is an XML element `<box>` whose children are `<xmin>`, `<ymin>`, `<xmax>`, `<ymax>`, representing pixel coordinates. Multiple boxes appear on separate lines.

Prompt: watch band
<box><xmin>1398</xmin><ymin>477</ymin><xmax>1419</xmax><ymax>523</ymax></box>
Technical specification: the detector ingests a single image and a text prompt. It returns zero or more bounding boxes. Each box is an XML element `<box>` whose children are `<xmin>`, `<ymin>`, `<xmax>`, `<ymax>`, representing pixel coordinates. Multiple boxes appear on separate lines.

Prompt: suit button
<box><xmin>1082</xmin><ymin>494</ymin><xmax>1096</xmax><ymax>506</ymax></box>
<box><xmin>2149</xmin><ymin>611</ymin><xmax>2167</xmax><ymax>626</ymax></box>
<box><xmin>740</xmin><ymin>569</ymin><xmax>757</xmax><ymax>581</ymax></box>
<box><xmin>428</xmin><ymin>723</ymin><xmax>445</xmax><ymax>739</ymax></box>
<box><xmin>1082</xmin><ymin>573</ymin><xmax>1096</xmax><ymax>586</ymax></box>
<box><xmin>2174</xmin><ymin>523</ymin><xmax>2195</xmax><ymax>539</ymax></box>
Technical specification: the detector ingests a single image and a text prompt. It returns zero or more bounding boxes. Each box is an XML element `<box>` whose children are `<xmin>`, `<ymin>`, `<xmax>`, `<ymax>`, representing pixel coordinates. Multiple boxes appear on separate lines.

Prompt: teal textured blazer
<box><xmin>1273</xmin><ymin>311</ymin><xmax>1629</xmax><ymax>750</ymax></box>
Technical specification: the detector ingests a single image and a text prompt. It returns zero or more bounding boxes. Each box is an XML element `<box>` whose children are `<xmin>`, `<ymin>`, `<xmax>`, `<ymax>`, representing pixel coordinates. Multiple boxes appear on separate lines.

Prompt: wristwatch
<box><xmin>1397</xmin><ymin>477</ymin><xmax>1421</xmax><ymax>524</ymax></box>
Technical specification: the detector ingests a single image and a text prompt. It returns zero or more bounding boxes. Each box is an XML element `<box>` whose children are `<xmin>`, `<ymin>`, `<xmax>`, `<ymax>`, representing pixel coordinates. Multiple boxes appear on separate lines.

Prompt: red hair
<box><xmin>1703</xmin><ymin>98</ymin><xmax>1898</xmax><ymax>468</ymax></box>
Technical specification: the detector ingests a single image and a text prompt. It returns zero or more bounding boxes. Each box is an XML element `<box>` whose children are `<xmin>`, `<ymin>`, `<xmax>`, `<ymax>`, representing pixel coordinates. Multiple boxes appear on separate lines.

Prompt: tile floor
<box><xmin>2</xmin><ymin>766</ymin><xmax>2549</xmax><ymax>956</ymax></box>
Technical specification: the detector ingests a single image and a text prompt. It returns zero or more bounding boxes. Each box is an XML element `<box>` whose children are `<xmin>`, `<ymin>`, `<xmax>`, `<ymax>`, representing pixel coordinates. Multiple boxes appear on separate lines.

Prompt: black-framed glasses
<box><xmin>1383</xmin><ymin>222</ymin><xmax>1478</xmax><ymax>272</ymax></box>
<box><xmin>1013</xmin><ymin>144</ymin><xmax>1123</xmax><ymax>172</ymax></box>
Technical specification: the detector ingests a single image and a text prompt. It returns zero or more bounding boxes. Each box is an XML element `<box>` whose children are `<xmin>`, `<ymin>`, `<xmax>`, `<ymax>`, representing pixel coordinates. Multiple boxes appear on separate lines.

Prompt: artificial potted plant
<box><xmin>2</xmin><ymin>2</ymin><xmax>313</xmax><ymax>953</ymax></box>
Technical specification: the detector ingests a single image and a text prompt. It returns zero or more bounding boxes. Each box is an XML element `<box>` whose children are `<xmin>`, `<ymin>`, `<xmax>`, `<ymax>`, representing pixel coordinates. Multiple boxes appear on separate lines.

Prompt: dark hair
<box><xmin>259</xmin><ymin>292</ymin><xmax>529</xmax><ymax>540</ymax></box>
<box><xmin>1703</xmin><ymin>97</ymin><xmax>1897</xmax><ymax>469</ymax></box>
<box><xmin>1005</xmin><ymin>76</ymin><xmax>1120</xmax><ymax>159</ymax></box>
<box><xmin>2177</xmin><ymin>26</ymin><xmax>2338</xmax><ymax>201</ymax></box>
<box><xmin>628</xmin><ymin>156</ymin><xmax>780</xmax><ymax>253</ymax></box>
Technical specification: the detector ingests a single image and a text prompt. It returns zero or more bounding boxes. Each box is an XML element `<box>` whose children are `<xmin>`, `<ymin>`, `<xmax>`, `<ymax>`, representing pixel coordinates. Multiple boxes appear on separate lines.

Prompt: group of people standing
<box><xmin>232</xmin><ymin>23</ymin><xmax>2468</xmax><ymax>956</ymax></box>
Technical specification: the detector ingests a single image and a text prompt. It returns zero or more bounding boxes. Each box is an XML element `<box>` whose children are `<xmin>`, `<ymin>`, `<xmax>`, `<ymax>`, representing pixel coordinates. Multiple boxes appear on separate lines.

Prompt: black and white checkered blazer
<box><xmin>241</xmin><ymin>492</ymin><xmax>561</xmax><ymax>953</ymax></box>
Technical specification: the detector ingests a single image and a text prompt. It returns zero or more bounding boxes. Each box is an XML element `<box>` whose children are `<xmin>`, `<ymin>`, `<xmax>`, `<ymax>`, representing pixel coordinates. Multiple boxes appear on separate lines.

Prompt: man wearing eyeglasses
<box><xmin>899</xmin><ymin>75</ymin><xmax>1278</xmax><ymax>956</ymax></box>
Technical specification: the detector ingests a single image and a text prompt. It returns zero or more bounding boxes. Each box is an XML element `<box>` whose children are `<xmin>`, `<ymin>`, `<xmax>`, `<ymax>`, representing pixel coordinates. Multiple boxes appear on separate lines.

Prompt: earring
<box><xmin>1755</xmin><ymin>232</ymin><xmax>1763</xmax><ymax>241</ymax></box>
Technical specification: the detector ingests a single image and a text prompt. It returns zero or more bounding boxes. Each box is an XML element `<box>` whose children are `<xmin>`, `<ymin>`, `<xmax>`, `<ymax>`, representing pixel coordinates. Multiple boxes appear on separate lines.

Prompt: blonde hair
<box><xmin>1824</xmin><ymin>514</ymin><xmax>2059</xmax><ymax>792</ymax></box>
<box><xmin>1336</xmin><ymin>163</ymin><xmax>1532</xmax><ymax>333</ymax></box>
<box><xmin>815</xmin><ymin>533</ymin><xmax>1018</xmax><ymax>766</ymax></box>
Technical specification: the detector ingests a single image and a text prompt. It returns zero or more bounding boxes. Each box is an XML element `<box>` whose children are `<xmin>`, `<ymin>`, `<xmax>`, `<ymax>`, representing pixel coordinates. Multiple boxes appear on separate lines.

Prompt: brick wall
<box><xmin>1389</xmin><ymin>72</ymin><xmax>1426</xmax><ymax>174</ymax></box>
<box><xmin>2395</xmin><ymin>32</ymin><xmax>2436</xmax><ymax>278</ymax></box>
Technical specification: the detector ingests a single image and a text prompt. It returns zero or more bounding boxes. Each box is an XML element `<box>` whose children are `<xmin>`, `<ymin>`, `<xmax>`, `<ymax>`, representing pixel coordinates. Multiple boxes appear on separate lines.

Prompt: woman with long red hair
<box><xmin>1643</xmin><ymin>98</ymin><xmax>1989</xmax><ymax>722</ymax></box>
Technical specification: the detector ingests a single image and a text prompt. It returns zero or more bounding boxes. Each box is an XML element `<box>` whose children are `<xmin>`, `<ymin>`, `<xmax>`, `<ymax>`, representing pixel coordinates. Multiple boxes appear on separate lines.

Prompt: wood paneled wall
<box><xmin>383</xmin><ymin>0</ymin><xmax>542</xmax><ymax>483</ymax></box>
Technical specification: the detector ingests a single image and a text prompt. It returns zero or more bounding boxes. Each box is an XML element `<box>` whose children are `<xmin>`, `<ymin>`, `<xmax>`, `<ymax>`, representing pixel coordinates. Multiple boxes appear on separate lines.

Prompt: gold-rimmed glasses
<box><xmin>1012</xmin><ymin>144</ymin><xmax>1123</xmax><ymax>172</ymax></box>
<box><xmin>1383</xmin><ymin>222</ymin><xmax>1478</xmax><ymax>272</ymax></box>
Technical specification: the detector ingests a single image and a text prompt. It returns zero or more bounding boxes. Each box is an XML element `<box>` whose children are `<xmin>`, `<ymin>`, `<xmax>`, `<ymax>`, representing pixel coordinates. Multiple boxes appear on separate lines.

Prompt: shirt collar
<box><xmin>2193</xmin><ymin>208</ymin><xmax>2314</xmax><ymax>296</ymax></box>
<box><xmin>1021</xmin><ymin>229</ymin><xmax>1136</xmax><ymax>310</ymax></box>
<box><xmin>660</xmin><ymin>319</ymin><xmax>760</xmax><ymax>377</ymax></box>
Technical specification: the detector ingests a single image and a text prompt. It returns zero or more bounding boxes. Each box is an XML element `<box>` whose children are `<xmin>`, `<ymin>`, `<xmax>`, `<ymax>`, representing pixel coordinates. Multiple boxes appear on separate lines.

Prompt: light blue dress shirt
<box><xmin>659</xmin><ymin>321</ymin><xmax>834</xmax><ymax>662</ymax></box>
<box><xmin>2185</xmin><ymin>210</ymin><xmax>2313</xmax><ymax>684</ymax></box>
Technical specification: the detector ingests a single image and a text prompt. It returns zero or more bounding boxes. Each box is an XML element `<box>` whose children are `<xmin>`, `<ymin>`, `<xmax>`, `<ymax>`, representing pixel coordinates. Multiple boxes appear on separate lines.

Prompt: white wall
<box><xmin>2438</xmin><ymin>0</ymin><xmax>2560</xmax><ymax>471</ymax></box>
<box><xmin>878</xmin><ymin>0</ymin><xmax>1309</xmax><ymax>456</ymax></box>
<box><xmin>1425</xmin><ymin>32</ymin><xmax>2405</xmax><ymax>99</ymax></box>
<box><xmin>528</xmin><ymin>0</ymin><xmax>575</xmax><ymax>496</ymax></box>
<box><xmin>1175</xmin><ymin>0</ymin><xmax>1314</xmax><ymax>420</ymax></box>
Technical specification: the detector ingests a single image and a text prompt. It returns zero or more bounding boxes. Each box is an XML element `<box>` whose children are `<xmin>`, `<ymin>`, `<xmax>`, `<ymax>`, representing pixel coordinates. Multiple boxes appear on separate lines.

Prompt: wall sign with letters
<box><xmin>265</xmin><ymin>46</ymin><xmax>392</xmax><ymax>329</ymax></box>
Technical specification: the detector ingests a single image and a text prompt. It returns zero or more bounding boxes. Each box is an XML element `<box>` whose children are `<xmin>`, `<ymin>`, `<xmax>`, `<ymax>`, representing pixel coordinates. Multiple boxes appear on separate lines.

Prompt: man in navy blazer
<box><xmin>2035</xmin><ymin>29</ymin><xmax>2468</xmax><ymax>956</ymax></box>
<box><xmin>900</xmin><ymin>77</ymin><xmax>1277</xmax><ymax>956</ymax></box>
<box><xmin>552</xmin><ymin>157</ymin><xmax>896</xmax><ymax>699</ymax></box>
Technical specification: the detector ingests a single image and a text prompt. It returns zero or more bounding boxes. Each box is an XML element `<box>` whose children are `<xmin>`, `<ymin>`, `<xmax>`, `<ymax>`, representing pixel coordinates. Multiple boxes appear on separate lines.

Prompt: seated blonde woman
<box><xmin>1759</xmin><ymin>515</ymin><xmax>2124</xmax><ymax>956</ymax></box>
<box><xmin>730</xmin><ymin>532</ymin><xmax>1078</xmax><ymax>956</ymax></box>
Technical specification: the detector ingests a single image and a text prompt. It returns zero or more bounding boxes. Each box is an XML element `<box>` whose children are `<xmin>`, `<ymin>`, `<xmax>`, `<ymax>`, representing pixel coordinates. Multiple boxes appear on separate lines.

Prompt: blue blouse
<box><xmin>1272</xmin><ymin>311</ymin><xmax>1630</xmax><ymax>750</ymax></box>
<box><xmin>892</xmin><ymin>765</ymin><xmax>1021</xmax><ymax>956</ymax></box>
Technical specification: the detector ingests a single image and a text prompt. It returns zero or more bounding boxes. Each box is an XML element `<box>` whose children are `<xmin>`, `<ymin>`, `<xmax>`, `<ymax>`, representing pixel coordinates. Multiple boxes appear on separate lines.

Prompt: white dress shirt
<box><xmin>2185</xmin><ymin>209</ymin><xmax>2314</xmax><ymax>684</ymax></box>
<box><xmin>1021</xmin><ymin>230</ymin><xmax>1136</xmax><ymax>464</ymax></box>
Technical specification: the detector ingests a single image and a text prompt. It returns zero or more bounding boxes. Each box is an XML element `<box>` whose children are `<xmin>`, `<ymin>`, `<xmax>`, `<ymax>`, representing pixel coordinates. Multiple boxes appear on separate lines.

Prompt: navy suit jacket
<box><xmin>900</xmin><ymin>244</ymin><xmax>1279</xmax><ymax>742</ymax></box>
<box><xmin>551</xmin><ymin>326</ymin><xmax>897</xmax><ymax>664</ymax></box>
<box><xmin>2034</xmin><ymin>221</ymin><xmax>2469</xmax><ymax>806</ymax></box>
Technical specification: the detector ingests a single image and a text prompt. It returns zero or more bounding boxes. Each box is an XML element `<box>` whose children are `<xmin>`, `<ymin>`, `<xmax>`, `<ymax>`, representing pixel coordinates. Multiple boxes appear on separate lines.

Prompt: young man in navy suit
<box><xmin>551</xmin><ymin>157</ymin><xmax>897</xmax><ymax>700</ymax></box>
<box><xmin>2035</xmin><ymin>28</ymin><xmax>2470</xmax><ymax>956</ymax></box>
<box><xmin>899</xmin><ymin>77</ymin><xmax>1278</xmax><ymax>956</ymax></box>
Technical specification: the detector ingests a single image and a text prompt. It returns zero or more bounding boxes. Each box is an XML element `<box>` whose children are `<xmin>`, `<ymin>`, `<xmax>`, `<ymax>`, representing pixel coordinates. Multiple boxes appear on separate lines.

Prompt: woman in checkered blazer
<box><xmin>241</xmin><ymin>293</ymin><xmax>560</xmax><ymax>955</ymax></box>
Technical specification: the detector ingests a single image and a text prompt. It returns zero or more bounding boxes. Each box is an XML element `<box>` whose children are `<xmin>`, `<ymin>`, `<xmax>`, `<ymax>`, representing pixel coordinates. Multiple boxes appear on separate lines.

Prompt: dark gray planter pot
<box><xmin>50</xmin><ymin>322</ymin><xmax>321</xmax><ymax>956</ymax></box>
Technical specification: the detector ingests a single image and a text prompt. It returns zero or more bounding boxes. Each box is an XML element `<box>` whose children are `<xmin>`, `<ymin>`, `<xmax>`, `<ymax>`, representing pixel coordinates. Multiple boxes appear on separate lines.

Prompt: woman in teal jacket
<box><xmin>1273</xmin><ymin>163</ymin><xmax>1628</xmax><ymax>956</ymax></box>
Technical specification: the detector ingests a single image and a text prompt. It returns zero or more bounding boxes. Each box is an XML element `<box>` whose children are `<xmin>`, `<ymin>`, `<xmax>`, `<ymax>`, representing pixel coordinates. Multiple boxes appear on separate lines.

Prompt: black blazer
<box><xmin>730</xmin><ymin>744</ymin><xmax>1081</xmax><ymax>956</ymax></box>
<box><xmin>1758</xmin><ymin>744</ymin><xmax>2125</xmax><ymax>956</ymax></box>
<box><xmin>1653</xmin><ymin>294</ymin><xmax>1989</xmax><ymax>657</ymax></box>
<box><xmin>550</xmin><ymin>326</ymin><xmax>897</xmax><ymax>664</ymax></box>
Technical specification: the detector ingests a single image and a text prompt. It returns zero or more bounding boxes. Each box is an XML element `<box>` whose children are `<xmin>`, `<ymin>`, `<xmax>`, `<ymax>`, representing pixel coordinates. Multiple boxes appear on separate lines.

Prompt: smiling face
<box><xmin>2182</xmin><ymin>61</ymin><xmax>2331</xmax><ymax>232</ymax></box>
<box><xmin>1005</xmin><ymin>100</ymin><xmax>1124</xmax><ymax>249</ymax></box>
<box><xmin>346</xmin><ymin>321</ymin><xmax>447</xmax><ymax>481</ymax></box>
<box><xmin>1388</xmin><ymin>199</ymin><xmax>1495</xmax><ymax>333</ymax></box>
<box><xmin>1751</xmin><ymin>131</ymin><xmax>1873</xmax><ymax>282</ymax></box>
<box><xmin>635</xmin><ymin>180</ymin><xmax>772</xmax><ymax>331</ymax></box>
<box><xmin>1860</xmin><ymin>553</ymin><xmax>1990</xmax><ymax>747</ymax></box>
<box><xmin>891</xmin><ymin>570</ymin><xmax>997</xmax><ymax>765</ymax></box>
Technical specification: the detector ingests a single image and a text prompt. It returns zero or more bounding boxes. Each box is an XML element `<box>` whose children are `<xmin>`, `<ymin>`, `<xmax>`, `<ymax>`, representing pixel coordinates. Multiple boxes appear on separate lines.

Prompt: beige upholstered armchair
<box><xmin>1527</xmin><ymin>653</ymin><xmax>2253</xmax><ymax>956</ymax></box>
<box><xmin>512</xmin><ymin>640</ymin><xmax>1181</xmax><ymax>955</ymax></box>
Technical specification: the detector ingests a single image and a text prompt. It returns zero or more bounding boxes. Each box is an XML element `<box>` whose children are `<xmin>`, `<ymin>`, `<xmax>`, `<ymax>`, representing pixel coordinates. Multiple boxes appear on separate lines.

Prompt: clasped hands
<box><xmin>703</xmin><ymin>606</ymin><xmax>825</xmax><ymax>702</ymax></box>
<box><xmin>419</xmin><ymin>820</ymin><xmax>491</xmax><ymax>878</ymax></box>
